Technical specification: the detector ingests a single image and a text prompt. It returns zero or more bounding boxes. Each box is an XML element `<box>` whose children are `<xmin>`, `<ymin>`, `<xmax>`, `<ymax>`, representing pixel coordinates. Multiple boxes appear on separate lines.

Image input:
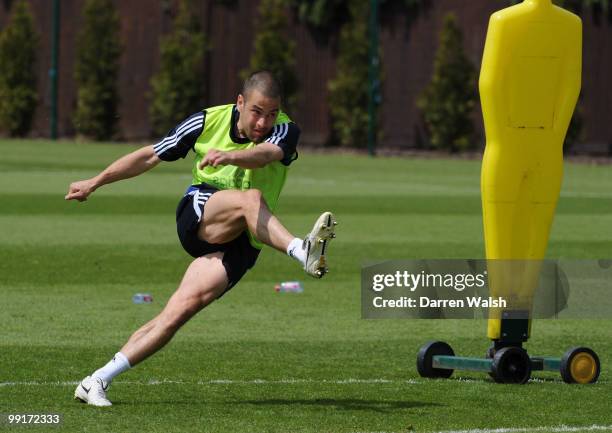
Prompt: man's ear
<box><xmin>237</xmin><ymin>94</ymin><xmax>244</xmax><ymax>112</ymax></box>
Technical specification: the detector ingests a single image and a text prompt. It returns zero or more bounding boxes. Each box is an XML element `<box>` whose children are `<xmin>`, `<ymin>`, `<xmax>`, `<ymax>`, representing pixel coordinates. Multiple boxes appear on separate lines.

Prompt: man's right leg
<box><xmin>75</xmin><ymin>252</ymin><xmax>228</xmax><ymax>406</ymax></box>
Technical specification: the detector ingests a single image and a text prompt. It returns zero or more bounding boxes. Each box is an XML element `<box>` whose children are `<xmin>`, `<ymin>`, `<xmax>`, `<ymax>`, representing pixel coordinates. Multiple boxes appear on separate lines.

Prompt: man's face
<box><xmin>236</xmin><ymin>90</ymin><xmax>280</xmax><ymax>143</ymax></box>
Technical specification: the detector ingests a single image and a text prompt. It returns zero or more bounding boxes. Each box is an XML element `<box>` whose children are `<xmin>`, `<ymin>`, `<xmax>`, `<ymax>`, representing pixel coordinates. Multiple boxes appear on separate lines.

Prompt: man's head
<box><xmin>236</xmin><ymin>70</ymin><xmax>282</xmax><ymax>143</ymax></box>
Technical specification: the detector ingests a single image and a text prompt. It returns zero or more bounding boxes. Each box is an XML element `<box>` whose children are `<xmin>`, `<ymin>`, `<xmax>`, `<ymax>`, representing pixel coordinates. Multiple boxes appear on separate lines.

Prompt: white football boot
<box><xmin>303</xmin><ymin>211</ymin><xmax>337</xmax><ymax>278</ymax></box>
<box><xmin>74</xmin><ymin>376</ymin><xmax>112</xmax><ymax>407</ymax></box>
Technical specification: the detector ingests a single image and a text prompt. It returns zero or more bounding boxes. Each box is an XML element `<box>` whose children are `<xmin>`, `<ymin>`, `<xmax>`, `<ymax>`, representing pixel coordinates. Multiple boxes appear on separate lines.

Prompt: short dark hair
<box><xmin>242</xmin><ymin>70</ymin><xmax>282</xmax><ymax>101</ymax></box>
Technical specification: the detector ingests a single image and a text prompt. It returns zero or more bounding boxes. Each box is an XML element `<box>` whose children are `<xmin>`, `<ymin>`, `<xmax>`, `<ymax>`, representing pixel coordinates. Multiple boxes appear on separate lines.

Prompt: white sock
<box><xmin>287</xmin><ymin>237</ymin><xmax>306</xmax><ymax>266</ymax></box>
<box><xmin>92</xmin><ymin>352</ymin><xmax>131</xmax><ymax>383</ymax></box>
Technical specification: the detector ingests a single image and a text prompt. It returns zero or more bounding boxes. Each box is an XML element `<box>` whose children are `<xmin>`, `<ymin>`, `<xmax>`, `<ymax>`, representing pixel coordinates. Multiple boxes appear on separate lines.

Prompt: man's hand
<box><xmin>65</xmin><ymin>179</ymin><xmax>97</xmax><ymax>202</ymax></box>
<box><xmin>198</xmin><ymin>148</ymin><xmax>233</xmax><ymax>169</ymax></box>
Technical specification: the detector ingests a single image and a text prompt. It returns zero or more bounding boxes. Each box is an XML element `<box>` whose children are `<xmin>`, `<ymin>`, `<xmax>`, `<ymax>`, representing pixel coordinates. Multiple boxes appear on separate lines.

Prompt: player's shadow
<box><xmin>232</xmin><ymin>398</ymin><xmax>441</xmax><ymax>413</ymax></box>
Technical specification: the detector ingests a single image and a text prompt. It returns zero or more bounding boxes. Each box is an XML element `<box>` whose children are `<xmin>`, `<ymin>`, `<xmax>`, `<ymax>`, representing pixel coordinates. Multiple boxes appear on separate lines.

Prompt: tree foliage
<box><xmin>564</xmin><ymin>98</ymin><xmax>584</xmax><ymax>152</ymax></box>
<box><xmin>508</xmin><ymin>0</ymin><xmax>612</xmax><ymax>21</ymax></box>
<box><xmin>242</xmin><ymin>0</ymin><xmax>298</xmax><ymax>113</ymax></box>
<box><xmin>327</xmin><ymin>0</ymin><xmax>376</xmax><ymax>147</ymax></box>
<box><xmin>0</xmin><ymin>0</ymin><xmax>38</xmax><ymax>136</ymax></box>
<box><xmin>73</xmin><ymin>0</ymin><xmax>122</xmax><ymax>140</ymax></box>
<box><xmin>150</xmin><ymin>0</ymin><xmax>207</xmax><ymax>137</ymax></box>
<box><xmin>508</xmin><ymin>0</ymin><xmax>610</xmax><ymax>12</ymax></box>
<box><xmin>291</xmin><ymin>0</ymin><xmax>348</xmax><ymax>29</ymax></box>
<box><xmin>417</xmin><ymin>13</ymin><xmax>477</xmax><ymax>152</ymax></box>
<box><xmin>291</xmin><ymin>0</ymin><xmax>428</xmax><ymax>29</ymax></box>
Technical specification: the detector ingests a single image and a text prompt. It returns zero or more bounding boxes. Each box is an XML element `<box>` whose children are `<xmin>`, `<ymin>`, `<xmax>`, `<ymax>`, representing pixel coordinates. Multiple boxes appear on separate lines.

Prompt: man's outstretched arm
<box><xmin>65</xmin><ymin>145</ymin><xmax>161</xmax><ymax>202</ymax></box>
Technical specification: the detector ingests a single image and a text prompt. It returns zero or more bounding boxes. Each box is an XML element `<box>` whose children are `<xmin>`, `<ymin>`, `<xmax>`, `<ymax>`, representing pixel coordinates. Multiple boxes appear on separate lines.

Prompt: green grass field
<box><xmin>1</xmin><ymin>139</ymin><xmax>611</xmax><ymax>433</ymax></box>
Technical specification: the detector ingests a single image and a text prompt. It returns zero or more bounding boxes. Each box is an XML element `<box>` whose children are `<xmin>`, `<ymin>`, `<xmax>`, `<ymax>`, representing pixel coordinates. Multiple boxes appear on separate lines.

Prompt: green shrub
<box><xmin>242</xmin><ymin>0</ymin><xmax>298</xmax><ymax>113</ymax></box>
<box><xmin>291</xmin><ymin>0</ymin><xmax>428</xmax><ymax>30</ymax></box>
<box><xmin>0</xmin><ymin>0</ymin><xmax>38</xmax><ymax>137</ymax></box>
<box><xmin>509</xmin><ymin>0</ymin><xmax>609</xmax><ymax>15</ymax></box>
<box><xmin>150</xmin><ymin>0</ymin><xmax>207</xmax><ymax>137</ymax></box>
<box><xmin>328</xmin><ymin>0</ymin><xmax>373</xmax><ymax>148</ymax></box>
<box><xmin>291</xmin><ymin>0</ymin><xmax>348</xmax><ymax>29</ymax></box>
<box><xmin>73</xmin><ymin>0</ymin><xmax>121</xmax><ymax>140</ymax></box>
<box><xmin>417</xmin><ymin>13</ymin><xmax>477</xmax><ymax>152</ymax></box>
<box><xmin>564</xmin><ymin>99</ymin><xmax>584</xmax><ymax>153</ymax></box>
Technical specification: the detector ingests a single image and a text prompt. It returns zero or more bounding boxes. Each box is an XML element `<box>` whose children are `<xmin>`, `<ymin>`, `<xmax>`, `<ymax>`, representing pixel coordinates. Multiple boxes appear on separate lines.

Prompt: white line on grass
<box><xmin>352</xmin><ymin>426</ymin><xmax>612</xmax><ymax>433</ymax></box>
<box><xmin>0</xmin><ymin>377</ymin><xmax>605</xmax><ymax>387</ymax></box>
<box><xmin>434</xmin><ymin>425</ymin><xmax>612</xmax><ymax>433</ymax></box>
<box><xmin>0</xmin><ymin>378</ymin><xmax>420</xmax><ymax>387</ymax></box>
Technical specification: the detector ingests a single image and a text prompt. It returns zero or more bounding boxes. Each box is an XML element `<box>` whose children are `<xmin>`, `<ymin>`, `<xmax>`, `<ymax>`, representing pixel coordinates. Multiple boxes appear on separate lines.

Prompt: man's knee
<box><xmin>242</xmin><ymin>189</ymin><xmax>264</xmax><ymax>212</ymax></box>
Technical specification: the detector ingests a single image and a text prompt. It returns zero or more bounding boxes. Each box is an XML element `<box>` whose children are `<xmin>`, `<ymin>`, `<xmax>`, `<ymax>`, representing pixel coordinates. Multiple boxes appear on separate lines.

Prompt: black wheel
<box><xmin>491</xmin><ymin>347</ymin><xmax>531</xmax><ymax>384</ymax></box>
<box><xmin>560</xmin><ymin>347</ymin><xmax>600</xmax><ymax>384</ymax></box>
<box><xmin>485</xmin><ymin>345</ymin><xmax>495</xmax><ymax>379</ymax></box>
<box><xmin>417</xmin><ymin>341</ymin><xmax>455</xmax><ymax>378</ymax></box>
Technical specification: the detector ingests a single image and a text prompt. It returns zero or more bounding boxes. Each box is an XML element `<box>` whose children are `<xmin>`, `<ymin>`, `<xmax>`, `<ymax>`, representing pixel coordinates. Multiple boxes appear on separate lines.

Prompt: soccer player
<box><xmin>66</xmin><ymin>70</ymin><xmax>336</xmax><ymax>406</ymax></box>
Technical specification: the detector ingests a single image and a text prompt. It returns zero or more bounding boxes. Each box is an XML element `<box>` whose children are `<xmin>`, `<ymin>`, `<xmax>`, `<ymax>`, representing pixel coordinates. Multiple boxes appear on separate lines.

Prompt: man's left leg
<box><xmin>75</xmin><ymin>252</ymin><xmax>228</xmax><ymax>406</ymax></box>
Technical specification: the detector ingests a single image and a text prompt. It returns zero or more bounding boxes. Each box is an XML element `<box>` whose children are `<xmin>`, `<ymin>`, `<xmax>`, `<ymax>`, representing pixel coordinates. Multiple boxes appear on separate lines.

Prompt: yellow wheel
<box><xmin>560</xmin><ymin>347</ymin><xmax>600</xmax><ymax>384</ymax></box>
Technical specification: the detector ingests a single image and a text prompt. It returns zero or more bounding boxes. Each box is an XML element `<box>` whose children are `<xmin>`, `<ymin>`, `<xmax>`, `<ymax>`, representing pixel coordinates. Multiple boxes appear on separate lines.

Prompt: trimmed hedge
<box><xmin>150</xmin><ymin>0</ymin><xmax>207</xmax><ymax>137</ymax></box>
<box><xmin>328</xmin><ymin>0</ymin><xmax>373</xmax><ymax>148</ymax></box>
<box><xmin>243</xmin><ymin>0</ymin><xmax>298</xmax><ymax>113</ymax></box>
<box><xmin>73</xmin><ymin>0</ymin><xmax>122</xmax><ymax>140</ymax></box>
<box><xmin>0</xmin><ymin>0</ymin><xmax>38</xmax><ymax>137</ymax></box>
<box><xmin>417</xmin><ymin>13</ymin><xmax>477</xmax><ymax>152</ymax></box>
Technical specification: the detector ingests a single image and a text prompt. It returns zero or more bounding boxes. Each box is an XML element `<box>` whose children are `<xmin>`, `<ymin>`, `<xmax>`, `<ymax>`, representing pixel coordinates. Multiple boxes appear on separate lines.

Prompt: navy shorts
<box><xmin>176</xmin><ymin>183</ymin><xmax>260</xmax><ymax>292</ymax></box>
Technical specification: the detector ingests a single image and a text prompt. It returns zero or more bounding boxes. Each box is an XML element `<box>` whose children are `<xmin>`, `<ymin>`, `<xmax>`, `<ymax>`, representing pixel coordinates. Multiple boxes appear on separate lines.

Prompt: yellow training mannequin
<box><xmin>479</xmin><ymin>0</ymin><xmax>581</xmax><ymax>339</ymax></box>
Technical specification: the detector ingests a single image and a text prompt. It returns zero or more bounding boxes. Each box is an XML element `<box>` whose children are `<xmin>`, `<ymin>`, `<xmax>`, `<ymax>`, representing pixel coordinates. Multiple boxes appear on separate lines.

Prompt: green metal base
<box><xmin>529</xmin><ymin>356</ymin><xmax>561</xmax><ymax>371</ymax></box>
<box><xmin>433</xmin><ymin>355</ymin><xmax>561</xmax><ymax>373</ymax></box>
<box><xmin>419</xmin><ymin>341</ymin><xmax>600</xmax><ymax>384</ymax></box>
<box><xmin>433</xmin><ymin>355</ymin><xmax>492</xmax><ymax>372</ymax></box>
